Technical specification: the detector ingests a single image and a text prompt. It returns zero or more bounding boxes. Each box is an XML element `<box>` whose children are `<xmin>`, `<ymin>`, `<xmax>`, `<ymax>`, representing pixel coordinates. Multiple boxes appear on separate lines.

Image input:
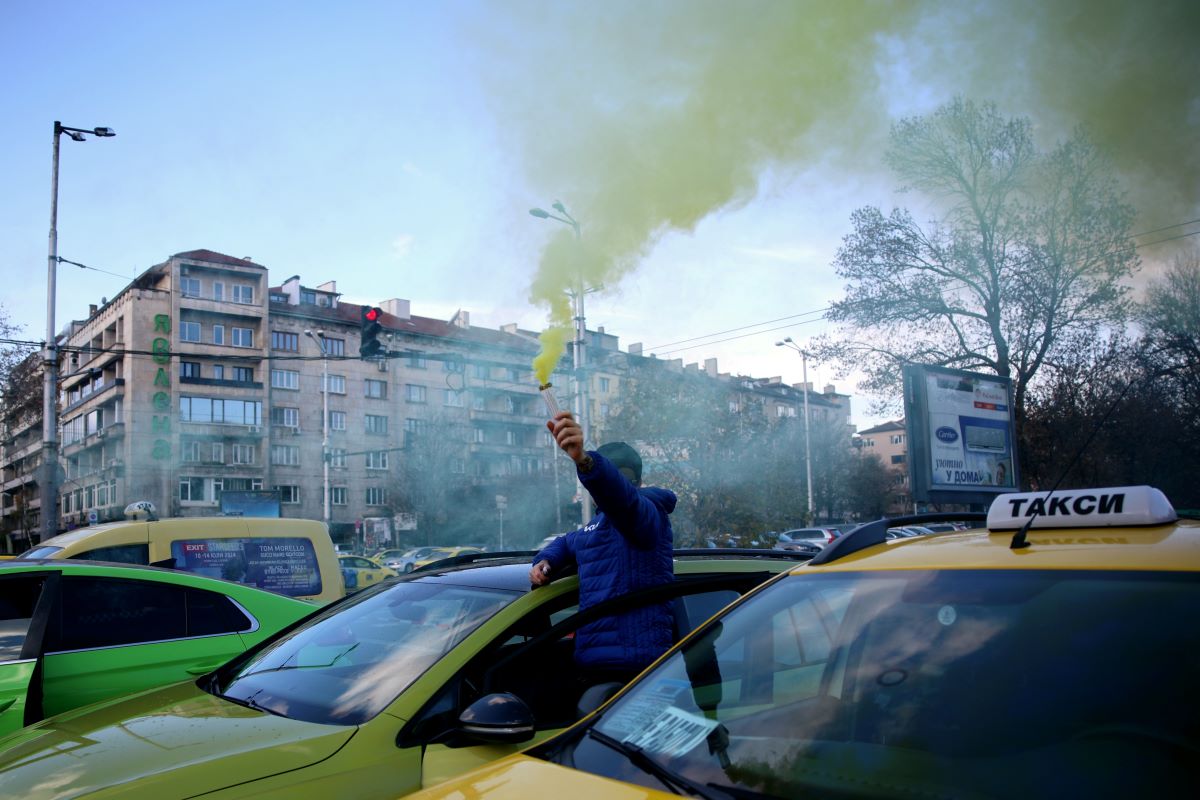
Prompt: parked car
<box><xmin>411</xmin><ymin>545</ymin><xmax>484</xmax><ymax>571</ymax></box>
<box><xmin>338</xmin><ymin>554</ymin><xmax>398</xmax><ymax>592</ymax></box>
<box><xmin>0</xmin><ymin>559</ymin><xmax>315</xmax><ymax>736</ymax></box>
<box><xmin>775</xmin><ymin>526</ymin><xmax>843</xmax><ymax>548</ymax></box>
<box><xmin>383</xmin><ymin>546</ymin><xmax>440</xmax><ymax>573</ymax></box>
<box><xmin>0</xmin><ymin>549</ymin><xmax>814</xmax><ymax>799</ymax></box>
<box><xmin>19</xmin><ymin>501</ymin><xmax>344</xmax><ymax>603</ymax></box>
<box><xmin>408</xmin><ymin>486</ymin><xmax>1199</xmax><ymax>800</ymax></box>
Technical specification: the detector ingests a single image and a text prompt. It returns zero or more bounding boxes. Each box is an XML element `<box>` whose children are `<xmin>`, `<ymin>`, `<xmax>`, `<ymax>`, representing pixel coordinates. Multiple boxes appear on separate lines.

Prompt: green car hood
<box><xmin>0</xmin><ymin>680</ymin><xmax>356</xmax><ymax>800</ymax></box>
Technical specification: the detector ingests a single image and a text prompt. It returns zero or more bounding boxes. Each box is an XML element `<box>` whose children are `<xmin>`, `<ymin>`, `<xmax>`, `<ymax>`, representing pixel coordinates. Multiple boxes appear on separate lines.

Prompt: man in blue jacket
<box><xmin>530</xmin><ymin>411</ymin><xmax>676</xmax><ymax>684</ymax></box>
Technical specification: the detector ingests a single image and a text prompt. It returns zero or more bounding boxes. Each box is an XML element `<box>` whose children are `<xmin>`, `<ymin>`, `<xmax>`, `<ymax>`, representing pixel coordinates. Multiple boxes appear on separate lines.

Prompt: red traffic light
<box><xmin>365</xmin><ymin>307</ymin><xmax>380</xmax><ymax>322</ymax></box>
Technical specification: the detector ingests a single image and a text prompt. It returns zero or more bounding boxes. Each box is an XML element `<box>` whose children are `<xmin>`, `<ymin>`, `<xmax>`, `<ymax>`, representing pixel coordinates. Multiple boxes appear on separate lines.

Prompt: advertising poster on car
<box><xmin>170</xmin><ymin>537</ymin><xmax>321</xmax><ymax>597</ymax></box>
<box><xmin>904</xmin><ymin>365</ymin><xmax>1018</xmax><ymax>505</ymax></box>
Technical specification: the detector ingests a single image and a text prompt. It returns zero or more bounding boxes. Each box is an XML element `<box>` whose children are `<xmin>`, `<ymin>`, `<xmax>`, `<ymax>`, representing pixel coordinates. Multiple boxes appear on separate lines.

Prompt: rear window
<box><xmin>170</xmin><ymin>537</ymin><xmax>322</xmax><ymax>597</ymax></box>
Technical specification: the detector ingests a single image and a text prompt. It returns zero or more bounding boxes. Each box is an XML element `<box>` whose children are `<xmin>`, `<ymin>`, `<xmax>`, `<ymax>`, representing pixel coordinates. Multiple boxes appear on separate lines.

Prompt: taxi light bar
<box><xmin>987</xmin><ymin>485</ymin><xmax>1177</xmax><ymax>531</ymax></box>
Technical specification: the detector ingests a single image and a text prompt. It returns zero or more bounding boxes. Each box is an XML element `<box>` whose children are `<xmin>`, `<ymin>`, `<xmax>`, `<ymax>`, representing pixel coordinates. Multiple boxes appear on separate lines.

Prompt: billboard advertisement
<box><xmin>904</xmin><ymin>365</ymin><xmax>1018</xmax><ymax>506</ymax></box>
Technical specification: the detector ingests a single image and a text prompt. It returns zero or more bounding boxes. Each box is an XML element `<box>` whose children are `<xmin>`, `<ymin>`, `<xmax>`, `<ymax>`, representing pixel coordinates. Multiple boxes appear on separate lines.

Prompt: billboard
<box><xmin>904</xmin><ymin>365</ymin><xmax>1018</xmax><ymax>506</ymax></box>
<box><xmin>219</xmin><ymin>490</ymin><xmax>282</xmax><ymax>518</ymax></box>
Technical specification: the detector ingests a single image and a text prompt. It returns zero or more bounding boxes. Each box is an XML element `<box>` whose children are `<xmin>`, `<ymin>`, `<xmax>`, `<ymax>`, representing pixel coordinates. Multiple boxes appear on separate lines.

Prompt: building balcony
<box><xmin>180</xmin><ymin>376</ymin><xmax>264</xmax><ymax>391</ymax></box>
<box><xmin>1</xmin><ymin>472</ymin><xmax>37</xmax><ymax>495</ymax></box>
<box><xmin>179</xmin><ymin>421</ymin><xmax>265</xmax><ymax>438</ymax></box>
<box><xmin>179</xmin><ymin>294</ymin><xmax>266</xmax><ymax>320</ymax></box>
<box><xmin>61</xmin><ymin>379</ymin><xmax>125</xmax><ymax>415</ymax></box>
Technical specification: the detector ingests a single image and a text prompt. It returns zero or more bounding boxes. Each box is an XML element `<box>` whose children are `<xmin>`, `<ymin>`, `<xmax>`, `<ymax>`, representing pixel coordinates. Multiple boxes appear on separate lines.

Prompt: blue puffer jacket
<box><xmin>533</xmin><ymin>451</ymin><xmax>676</xmax><ymax>672</ymax></box>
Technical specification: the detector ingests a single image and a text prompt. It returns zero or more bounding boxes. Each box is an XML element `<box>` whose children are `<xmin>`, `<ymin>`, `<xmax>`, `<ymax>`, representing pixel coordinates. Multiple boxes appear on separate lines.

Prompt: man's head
<box><xmin>597</xmin><ymin>441</ymin><xmax>642</xmax><ymax>486</ymax></box>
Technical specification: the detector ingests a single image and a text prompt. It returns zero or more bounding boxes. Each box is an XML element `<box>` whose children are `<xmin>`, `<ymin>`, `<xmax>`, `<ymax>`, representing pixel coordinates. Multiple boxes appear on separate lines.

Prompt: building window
<box><xmin>232</xmin><ymin>327</ymin><xmax>254</xmax><ymax>348</ymax></box>
<box><xmin>406</xmin><ymin>384</ymin><xmax>426</xmax><ymax>403</ymax></box>
<box><xmin>365</xmin><ymin>450</ymin><xmax>389</xmax><ymax>470</ymax></box>
<box><xmin>329</xmin><ymin>448</ymin><xmax>347</xmax><ymax>468</ymax></box>
<box><xmin>271</xmin><ymin>369</ymin><xmax>300</xmax><ymax>390</ymax></box>
<box><xmin>472</xmin><ymin>427</ymin><xmax>485</xmax><ymax>443</ymax></box>
<box><xmin>473</xmin><ymin>364</ymin><xmax>489</xmax><ymax>379</ymax></box>
<box><xmin>211</xmin><ymin>442</ymin><xmax>224</xmax><ymax>463</ymax></box>
<box><xmin>271</xmin><ymin>445</ymin><xmax>300</xmax><ymax>466</ymax></box>
<box><xmin>891</xmin><ymin>454</ymin><xmax>906</xmax><ymax>465</ymax></box>
<box><xmin>272</xmin><ymin>331</ymin><xmax>299</xmax><ymax>351</ymax></box>
<box><xmin>300</xmin><ymin>290</ymin><xmax>316</xmax><ymax>305</ymax></box>
<box><xmin>180</xmin><ymin>322</ymin><xmax>201</xmax><ymax>343</ymax></box>
<box><xmin>212</xmin><ymin>324</ymin><xmax>225</xmax><ymax>345</ymax></box>
<box><xmin>444</xmin><ymin>360</ymin><xmax>465</xmax><ymax>374</ymax></box>
<box><xmin>324</xmin><ymin>337</ymin><xmax>345</xmax><ymax>357</ymax></box>
<box><xmin>365</xmin><ymin>379</ymin><xmax>387</xmax><ymax>399</ymax></box>
<box><xmin>182</xmin><ymin>441</ymin><xmax>200</xmax><ymax>463</ymax></box>
<box><xmin>409</xmin><ymin>352</ymin><xmax>427</xmax><ymax>369</ymax></box>
<box><xmin>366</xmin><ymin>487</ymin><xmax>387</xmax><ymax>506</ymax></box>
<box><xmin>179</xmin><ymin>396</ymin><xmax>262</xmax><ymax>425</ymax></box>
<box><xmin>599</xmin><ymin>377</ymin><xmax>610</xmax><ymax>393</ymax></box>
<box><xmin>329</xmin><ymin>410</ymin><xmax>346</xmax><ymax>431</ymax></box>
<box><xmin>276</xmin><ymin>485</ymin><xmax>301</xmax><ymax>504</ymax></box>
<box><xmin>330</xmin><ymin>487</ymin><xmax>348</xmax><ymax>505</ymax></box>
<box><xmin>271</xmin><ymin>407</ymin><xmax>300</xmax><ymax>428</ymax></box>
<box><xmin>180</xmin><ymin>477</ymin><xmax>221</xmax><ymax>504</ymax></box>
<box><xmin>233</xmin><ymin>366</ymin><xmax>254</xmax><ymax>382</ymax></box>
<box><xmin>450</xmin><ymin>458</ymin><xmax>465</xmax><ymax>474</ymax></box>
<box><xmin>891</xmin><ymin>434</ymin><xmax>905</xmax><ymax>445</ymax></box>
<box><xmin>505</xmin><ymin>429</ymin><xmax>518</xmax><ymax>446</ymax></box>
<box><xmin>212</xmin><ymin>281</ymin><xmax>224</xmax><ymax>301</ymax></box>
<box><xmin>365</xmin><ymin>414</ymin><xmax>388</xmax><ymax>435</ymax></box>
<box><xmin>506</xmin><ymin>367</ymin><xmax>521</xmax><ymax>382</ymax></box>
<box><xmin>212</xmin><ymin>365</ymin><xmax>225</xmax><ymax>380</ymax></box>
<box><xmin>472</xmin><ymin>394</ymin><xmax>486</xmax><ymax>411</ymax></box>
<box><xmin>181</xmin><ymin>277</ymin><xmax>201</xmax><ymax>297</ymax></box>
<box><xmin>445</xmin><ymin>389</ymin><xmax>465</xmax><ymax>407</ymax></box>
<box><xmin>327</xmin><ymin>374</ymin><xmax>346</xmax><ymax>394</ymax></box>
<box><xmin>232</xmin><ymin>444</ymin><xmax>256</xmax><ymax>465</ymax></box>
<box><xmin>180</xmin><ymin>362</ymin><xmax>201</xmax><ymax>379</ymax></box>
<box><xmin>232</xmin><ymin>284</ymin><xmax>255</xmax><ymax>304</ymax></box>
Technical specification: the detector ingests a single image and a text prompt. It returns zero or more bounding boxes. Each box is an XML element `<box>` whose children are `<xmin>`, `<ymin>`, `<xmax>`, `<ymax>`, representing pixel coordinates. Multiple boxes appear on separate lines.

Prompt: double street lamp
<box><xmin>42</xmin><ymin>122</ymin><xmax>115</xmax><ymax>540</ymax></box>
<box><xmin>304</xmin><ymin>330</ymin><xmax>332</xmax><ymax>529</ymax></box>
<box><xmin>776</xmin><ymin>337</ymin><xmax>815</xmax><ymax>524</ymax></box>
<box><xmin>529</xmin><ymin>201</ymin><xmax>594</xmax><ymax>525</ymax></box>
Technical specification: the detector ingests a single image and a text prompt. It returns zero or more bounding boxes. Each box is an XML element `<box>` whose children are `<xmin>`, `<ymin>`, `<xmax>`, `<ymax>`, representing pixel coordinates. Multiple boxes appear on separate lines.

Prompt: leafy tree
<box><xmin>818</xmin><ymin>98</ymin><xmax>1139</xmax><ymax>425</ymax></box>
<box><xmin>842</xmin><ymin>452</ymin><xmax>894</xmax><ymax>520</ymax></box>
<box><xmin>1139</xmin><ymin>247</ymin><xmax>1200</xmax><ymax>438</ymax></box>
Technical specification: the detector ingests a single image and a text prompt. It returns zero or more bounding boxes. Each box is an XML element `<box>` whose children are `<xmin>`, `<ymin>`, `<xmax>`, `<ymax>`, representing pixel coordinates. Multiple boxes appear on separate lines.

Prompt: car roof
<box><xmin>406</xmin><ymin>549</ymin><xmax>814</xmax><ymax>592</ymax></box>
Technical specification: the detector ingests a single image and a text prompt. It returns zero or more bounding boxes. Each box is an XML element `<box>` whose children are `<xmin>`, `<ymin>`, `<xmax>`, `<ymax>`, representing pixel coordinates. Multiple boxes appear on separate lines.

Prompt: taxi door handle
<box><xmin>0</xmin><ymin>698</ymin><xmax>16</xmax><ymax>714</ymax></box>
<box><xmin>185</xmin><ymin>663</ymin><xmax>224</xmax><ymax>675</ymax></box>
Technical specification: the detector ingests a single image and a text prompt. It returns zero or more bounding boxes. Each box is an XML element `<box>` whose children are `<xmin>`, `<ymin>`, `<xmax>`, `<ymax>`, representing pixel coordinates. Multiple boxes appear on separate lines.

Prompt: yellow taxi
<box><xmin>337</xmin><ymin>554</ymin><xmax>397</xmax><ymax>592</ymax></box>
<box><xmin>411</xmin><ymin>546</ymin><xmax>483</xmax><ymax>571</ymax></box>
<box><xmin>409</xmin><ymin>485</ymin><xmax>1199</xmax><ymax>799</ymax></box>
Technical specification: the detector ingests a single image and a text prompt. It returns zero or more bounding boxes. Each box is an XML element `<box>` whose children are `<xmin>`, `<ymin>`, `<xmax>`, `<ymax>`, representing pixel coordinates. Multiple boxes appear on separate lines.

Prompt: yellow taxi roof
<box><xmin>796</xmin><ymin>519</ymin><xmax>1200</xmax><ymax>574</ymax></box>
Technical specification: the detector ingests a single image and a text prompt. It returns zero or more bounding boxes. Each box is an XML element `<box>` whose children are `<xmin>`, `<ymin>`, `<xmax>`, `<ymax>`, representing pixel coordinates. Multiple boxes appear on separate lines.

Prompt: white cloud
<box><xmin>391</xmin><ymin>235</ymin><xmax>415</xmax><ymax>260</ymax></box>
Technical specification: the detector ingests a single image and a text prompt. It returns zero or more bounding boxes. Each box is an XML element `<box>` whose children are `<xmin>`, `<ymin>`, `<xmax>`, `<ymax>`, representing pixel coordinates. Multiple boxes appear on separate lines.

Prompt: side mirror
<box><xmin>457</xmin><ymin>692</ymin><xmax>535</xmax><ymax>744</ymax></box>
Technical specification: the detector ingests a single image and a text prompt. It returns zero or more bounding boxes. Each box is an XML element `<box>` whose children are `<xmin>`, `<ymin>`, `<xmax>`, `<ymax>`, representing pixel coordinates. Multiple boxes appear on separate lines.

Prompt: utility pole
<box><xmin>777</xmin><ymin>337</ymin><xmax>815</xmax><ymax>525</ymax></box>
<box><xmin>305</xmin><ymin>329</ymin><xmax>331</xmax><ymax>529</ymax></box>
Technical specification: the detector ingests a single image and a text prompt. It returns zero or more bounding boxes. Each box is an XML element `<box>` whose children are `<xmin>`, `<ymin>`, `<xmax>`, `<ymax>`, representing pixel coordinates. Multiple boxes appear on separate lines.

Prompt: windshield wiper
<box><xmin>241</xmin><ymin>643</ymin><xmax>360</xmax><ymax>677</ymax></box>
<box><xmin>586</xmin><ymin>728</ymin><xmax>724</xmax><ymax>799</ymax></box>
<box><xmin>221</xmin><ymin>688</ymin><xmax>281</xmax><ymax>717</ymax></box>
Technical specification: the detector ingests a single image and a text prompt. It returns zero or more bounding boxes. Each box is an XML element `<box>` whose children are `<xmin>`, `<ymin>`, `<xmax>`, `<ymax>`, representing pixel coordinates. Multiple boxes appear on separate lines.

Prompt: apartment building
<box><xmin>857</xmin><ymin>419</ymin><xmax>910</xmax><ymax>513</ymax></box>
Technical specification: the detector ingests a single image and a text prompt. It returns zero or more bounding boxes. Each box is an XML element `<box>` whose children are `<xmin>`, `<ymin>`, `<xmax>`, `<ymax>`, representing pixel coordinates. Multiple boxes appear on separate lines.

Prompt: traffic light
<box><xmin>359</xmin><ymin>306</ymin><xmax>384</xmax><ymax>358</ymax></box>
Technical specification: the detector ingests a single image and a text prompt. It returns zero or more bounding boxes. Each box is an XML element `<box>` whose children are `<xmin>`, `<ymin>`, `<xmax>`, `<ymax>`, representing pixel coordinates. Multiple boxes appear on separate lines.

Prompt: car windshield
<box><xmin>547</xmin><ymin>569</ymin><xmax>1200</xmax><ymax>798</ymax></box>
<box><xmin>17</xmin><ymin>546</ymin><xmax>63</xmax><ymax>559</ymax></box>
<box><xmin>213</xmin><ymin>578</ymin><xmax>519</xmax><ymax>725</ymax></box>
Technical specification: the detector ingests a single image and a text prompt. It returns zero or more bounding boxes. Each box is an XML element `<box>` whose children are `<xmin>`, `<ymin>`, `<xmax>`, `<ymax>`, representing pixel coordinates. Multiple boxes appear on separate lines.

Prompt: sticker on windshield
<box><xmin>622</xmin><ymin>706</ymin><xmax>720</xmax><ymax>758</ymax></box>
<box><xmin>598</xmin><ymin>678</ymin><xmax>690</xmax><ymax>739</ymax></box>
<box><xmin>937</xmin><ymin>605</ymin><xmax>957</xmax><ymax>626</ymax></box>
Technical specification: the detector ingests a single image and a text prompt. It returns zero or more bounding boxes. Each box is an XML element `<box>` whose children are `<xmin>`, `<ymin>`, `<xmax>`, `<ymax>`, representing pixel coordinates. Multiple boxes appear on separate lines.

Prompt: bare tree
<box><xmin>1139</xmin><ymin>247</ymin><xmax>1200</xmax><ymax>431</ymax></box>
<box><xmin>818</xmin><ymin>98</ymin><xmax>1139</xmax><ymax>424</ymax></box>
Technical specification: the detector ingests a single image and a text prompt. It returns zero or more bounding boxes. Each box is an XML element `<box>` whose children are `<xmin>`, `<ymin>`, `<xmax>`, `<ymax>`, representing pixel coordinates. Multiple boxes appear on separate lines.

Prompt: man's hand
<box><xmin>529</xmin><ymin>559</ymin><xmax>552</xmax><ymax>586</ymax></box>
<box><xmin>547</xmin><ymin>411</ymin><xmax>587</xmax><ymax>465</ymax></box>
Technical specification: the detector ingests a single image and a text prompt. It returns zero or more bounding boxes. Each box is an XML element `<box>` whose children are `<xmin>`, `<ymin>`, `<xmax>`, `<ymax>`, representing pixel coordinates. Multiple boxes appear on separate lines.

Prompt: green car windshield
<box><xmin>213</xmin><ymin>579</ymin><xmax>518</xmax><ymax>725</ymax></box>
<box><xmin>546</xmin><ymin>569</ymin><xmax>1200</xmax><ymax>798</ymax></box>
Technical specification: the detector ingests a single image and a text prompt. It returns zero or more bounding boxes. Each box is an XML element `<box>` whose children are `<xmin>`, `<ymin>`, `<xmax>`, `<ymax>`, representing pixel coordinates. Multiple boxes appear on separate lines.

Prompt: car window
<box><xmin>46</xmin><ymin>577</ymin><xmax>189</xmax><ymax>651</ymax></box>
<box><xmin>0</xmin><ymin>575</ymin><xmax>48</xmax><ymax>662</ymax></box>
<box><xmin>550</xmin><ymin>570</ymin><xmax>1200</xmax><ymax>798</ymax></box>
<box><xmin>214</xmin><ymin>580</ymin><xmax>520</xmax><ymax>725</ymax></box>
<box><xmin>71</xmin><ymin>544</ymin><xmax>150</xmax><ymax>564</ymax></box>
<box><xmin>169</xmin><ymin>537</ymin><xmax>322</xmax><ymax>597</ymax></box>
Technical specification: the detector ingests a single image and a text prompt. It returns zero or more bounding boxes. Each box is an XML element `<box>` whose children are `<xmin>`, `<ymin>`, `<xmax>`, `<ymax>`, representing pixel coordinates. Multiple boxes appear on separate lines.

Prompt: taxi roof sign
<box><xmin>987</xmin><ymin>485</ymin><xmax>1177</xmax><ymax>530</ymax></box>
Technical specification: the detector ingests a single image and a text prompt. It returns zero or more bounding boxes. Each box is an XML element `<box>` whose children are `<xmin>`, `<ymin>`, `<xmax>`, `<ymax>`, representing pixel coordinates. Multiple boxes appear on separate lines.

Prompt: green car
<box><xmin>0</xmin><ymin>559</ymin><xmax>316</xmax><ymax>737</ymax></box>
<box><xmin>0</xmin><ymin>550</ymin><xmax>808</xmax><ymax>799</ymax></box>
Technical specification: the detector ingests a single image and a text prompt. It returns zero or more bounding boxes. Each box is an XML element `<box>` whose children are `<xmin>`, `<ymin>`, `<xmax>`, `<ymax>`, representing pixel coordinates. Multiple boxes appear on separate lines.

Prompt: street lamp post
<box><xmin>305</xmin><ymin>329</ymin><xmax>331</xmax><ymax>529</ymax></box>
<box><xmin>776</xmin><ymin>337</ymin><xmax>815</xmax><ymax>524</ymax></box>
<box><xmin>529</xmin><ymin>201</ymin><xmax>594</xmax><ymax>525</ymax></box>
<box><xmin>42</xmin><ymin>121</ymin><xmax>115</xmax><ymax>541</ymax></box>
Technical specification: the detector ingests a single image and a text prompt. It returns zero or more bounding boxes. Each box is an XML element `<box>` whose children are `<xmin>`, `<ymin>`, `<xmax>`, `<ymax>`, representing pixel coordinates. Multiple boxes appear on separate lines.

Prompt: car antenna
<box><xmin>1011</xmin><ymin>376</ymin><xmax>1139</xmax><ymax>550</ymax></box>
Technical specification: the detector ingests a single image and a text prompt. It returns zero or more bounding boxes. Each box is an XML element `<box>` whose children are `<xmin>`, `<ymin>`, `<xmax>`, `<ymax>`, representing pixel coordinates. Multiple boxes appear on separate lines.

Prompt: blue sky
<box><xmin>3</xmin><ymin>1</ymin><xmax>1195</xmax><ymax>430</ymax></box>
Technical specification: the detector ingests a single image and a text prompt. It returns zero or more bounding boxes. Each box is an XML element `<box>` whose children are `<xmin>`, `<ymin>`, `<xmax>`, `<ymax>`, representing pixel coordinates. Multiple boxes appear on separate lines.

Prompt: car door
<box><xmin>37</xmin><ymin>575</ymin><xmax>254</xmax><ymax>718</ymax></box>
<box><xmin>411</xmin><ymin>571</ymin><xmax>780</xmax><ymax>790</ymax></box>
<box><xmin>0</xmin><ymin>571</ymin><xmax>55</xmax><ymax>735</ymax></box>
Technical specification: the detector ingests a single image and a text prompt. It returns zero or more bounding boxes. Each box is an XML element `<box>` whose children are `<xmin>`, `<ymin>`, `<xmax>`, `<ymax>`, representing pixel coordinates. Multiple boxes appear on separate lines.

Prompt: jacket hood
<box><xmin>641</xmin><ymin>486</ymin><xmax>677</xmax><ymax>514</ymax></box>
<box><xmin>0</xmin><ymin>681</ymin><xmax>355</xmax><ymax>800</ymax></box>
